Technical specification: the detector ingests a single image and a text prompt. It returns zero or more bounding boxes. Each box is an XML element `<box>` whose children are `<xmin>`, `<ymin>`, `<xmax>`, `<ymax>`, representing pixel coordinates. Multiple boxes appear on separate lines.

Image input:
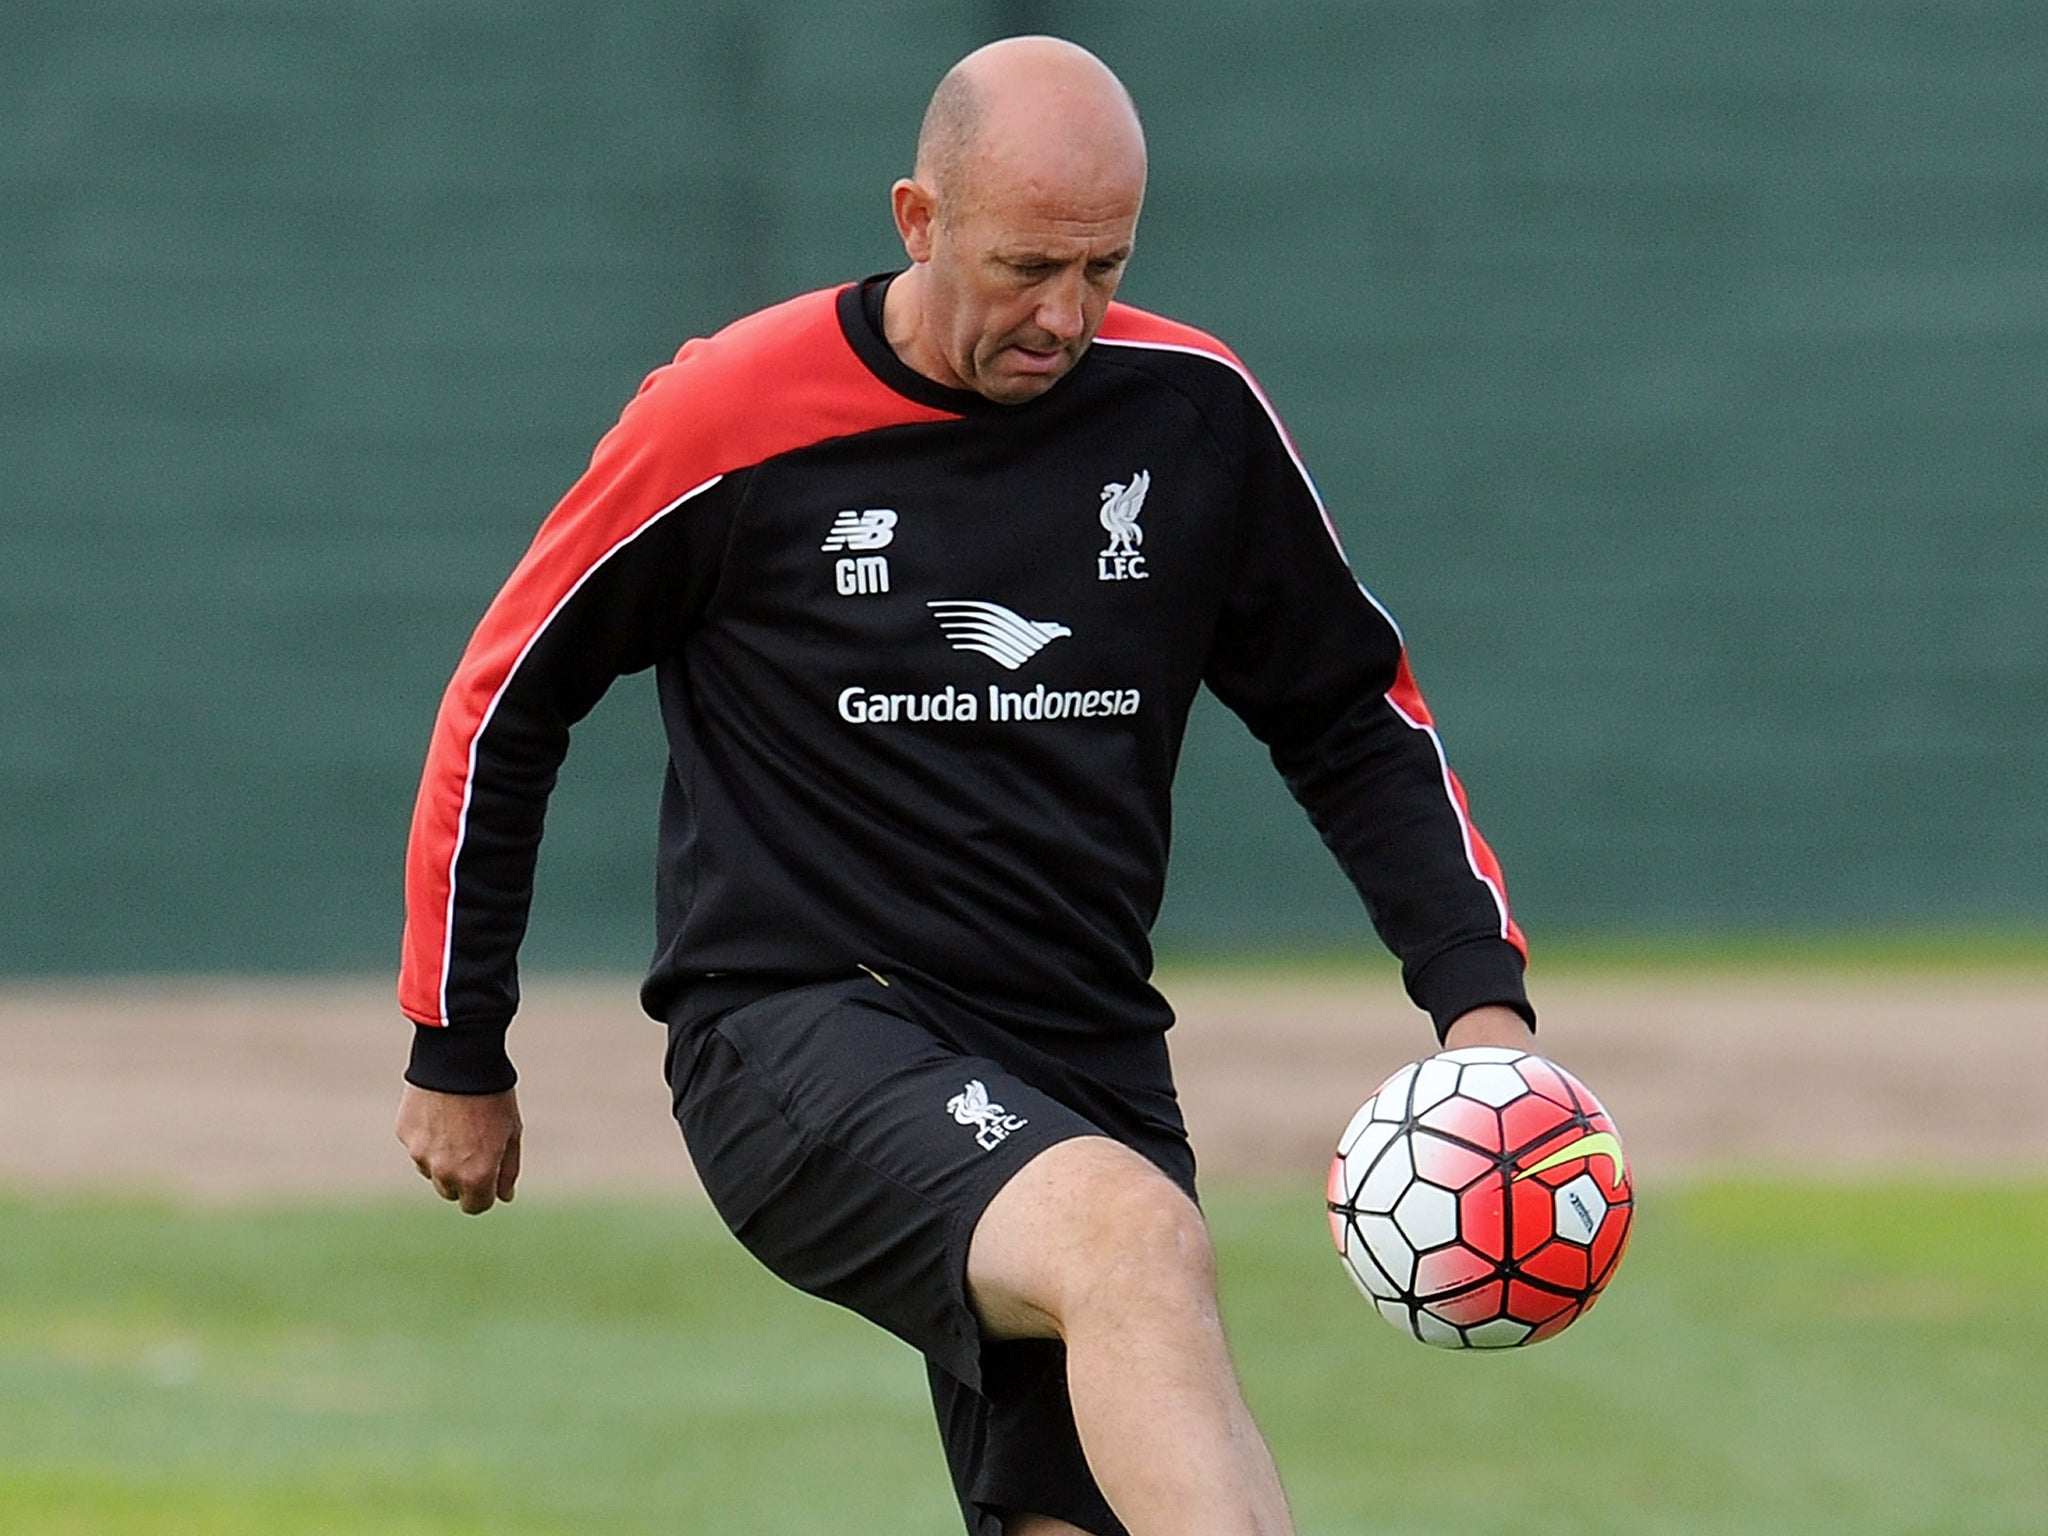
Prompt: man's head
<box><xmin>886</xmin><ymin>37</ymin><xmax>1146</xmax><ymax>404</ymax></box>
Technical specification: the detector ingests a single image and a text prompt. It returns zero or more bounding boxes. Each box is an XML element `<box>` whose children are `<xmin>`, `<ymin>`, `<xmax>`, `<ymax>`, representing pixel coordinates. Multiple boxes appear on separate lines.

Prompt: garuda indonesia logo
<box><xmin>928</xmin><ymin>600</ymin><xmax>1071</xmax><ymax>671</ymax></box>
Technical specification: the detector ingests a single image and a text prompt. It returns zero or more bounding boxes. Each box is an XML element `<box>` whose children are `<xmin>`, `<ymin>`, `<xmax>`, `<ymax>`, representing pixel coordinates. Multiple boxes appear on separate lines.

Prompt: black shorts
<box><xmin>664</xmin><ymin>972</ymin><xmax>1195</xmax><ymax>1536</ymax></box>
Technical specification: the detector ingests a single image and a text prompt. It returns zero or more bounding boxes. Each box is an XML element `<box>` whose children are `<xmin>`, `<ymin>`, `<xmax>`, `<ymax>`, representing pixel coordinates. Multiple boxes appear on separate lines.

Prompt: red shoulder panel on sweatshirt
<box><xmin>1098</xmin><ymin>302</ymin><xmax>1242</xmax><ymax>359</ymax></box>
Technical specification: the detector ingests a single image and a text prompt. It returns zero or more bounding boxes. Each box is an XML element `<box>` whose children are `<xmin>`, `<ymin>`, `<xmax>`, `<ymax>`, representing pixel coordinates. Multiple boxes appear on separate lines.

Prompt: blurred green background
<box><xmin>4</xmin><ymin>0</ymin><xmax>2044</xmax><ymax>974</ymax></box>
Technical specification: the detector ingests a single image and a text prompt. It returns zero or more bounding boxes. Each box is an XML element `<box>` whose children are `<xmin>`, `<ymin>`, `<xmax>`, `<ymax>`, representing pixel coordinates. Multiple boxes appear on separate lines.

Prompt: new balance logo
<box><xmin>947</xmin><ymin>1080</ymin><xmax>1029</xmax><ymax>1151</ymax></box>
<box><xmin>825</xmin><ymin>509</ymin><xmax>895</xmax><ymax>596</ymax></box>
<box><xmin>821</xmin><ymin>508</ymin><xmax>897</xmax><ymax>552</ymax></box>
<box><xmin>928</xmin><ymin>600</ymin><xmax>1071</xmax><ymax>671</ymax></box>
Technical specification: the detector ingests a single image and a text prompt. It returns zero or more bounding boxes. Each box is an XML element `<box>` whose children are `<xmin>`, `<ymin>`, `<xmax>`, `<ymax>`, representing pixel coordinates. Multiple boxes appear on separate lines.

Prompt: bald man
<box><xmin>398</xmin><ymin>36</ymin><xmax>1535</xmax><ymax>1536</ymax></box>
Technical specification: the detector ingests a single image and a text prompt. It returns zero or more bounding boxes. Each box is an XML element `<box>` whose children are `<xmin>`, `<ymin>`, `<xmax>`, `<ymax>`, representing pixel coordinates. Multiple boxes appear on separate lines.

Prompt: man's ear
<box><xmin>892</xmin><ymin>177</ymin><xmax>938</xmax><ymax>263</ymax></box>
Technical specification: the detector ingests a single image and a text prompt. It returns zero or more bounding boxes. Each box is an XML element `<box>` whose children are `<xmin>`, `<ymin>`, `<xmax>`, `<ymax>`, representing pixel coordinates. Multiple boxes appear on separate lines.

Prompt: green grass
<box><xmin>1</xmin><ymin>1183</ymin><xmax>2044</xmax><ymax>1534</ymax></box>
<box><xmin>1222</xmin><ymin>1182</ymin><xmax>2048</xmax><ymax>1535</ymax></box>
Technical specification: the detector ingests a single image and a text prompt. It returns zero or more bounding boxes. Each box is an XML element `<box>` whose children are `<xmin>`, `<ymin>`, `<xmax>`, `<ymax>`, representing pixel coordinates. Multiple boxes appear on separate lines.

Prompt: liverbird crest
<box><xmin>947</xmin><ymin>1078</ymin><xmax>1030</xmax><ymax>1150</ymax></box>
<box><xmin>1098</xmin><ymin>470</ymin><xmax>1150</xmax><ymax>556</ymax></box>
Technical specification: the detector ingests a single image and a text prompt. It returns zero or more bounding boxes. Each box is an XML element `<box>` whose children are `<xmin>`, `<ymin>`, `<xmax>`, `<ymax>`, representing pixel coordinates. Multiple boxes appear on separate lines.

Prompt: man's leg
<box><xmin>968</xmin><ymin>1136</ymin><xmax>1294</xmax><ymax>1536</ymax></box>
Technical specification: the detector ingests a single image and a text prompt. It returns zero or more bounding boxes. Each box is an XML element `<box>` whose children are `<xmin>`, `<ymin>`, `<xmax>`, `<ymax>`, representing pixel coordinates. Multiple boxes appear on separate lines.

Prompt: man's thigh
<box><xmin>965</xmin><ymin>1134</ymin><xmax>1207</xmax><ymax>1342</ymax></box>
<box><xmin>665</xmin><ymin>975</ymin><xmax>1101</xmax><ymax>1389</ymax></box>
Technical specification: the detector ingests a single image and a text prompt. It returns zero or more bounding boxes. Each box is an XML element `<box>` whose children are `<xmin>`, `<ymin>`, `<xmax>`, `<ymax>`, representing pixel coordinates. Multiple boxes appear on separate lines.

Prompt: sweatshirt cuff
<box><xmin>1405</xmin><ymin>937</ymin><xmax>1535</xmax><ymax>1043</ymax></box>
<box><xmin>405</xmin><ymin>1020</ymin><xmax>517</xmax><ymax>1095</ymax></box>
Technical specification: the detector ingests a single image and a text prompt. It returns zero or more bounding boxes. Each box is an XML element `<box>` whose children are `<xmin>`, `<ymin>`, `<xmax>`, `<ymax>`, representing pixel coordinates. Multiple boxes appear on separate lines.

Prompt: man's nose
<box><xmin>1035</xmin><ymin>274</ymin><xmax>1087</xmax><ymax>341</ymax></box>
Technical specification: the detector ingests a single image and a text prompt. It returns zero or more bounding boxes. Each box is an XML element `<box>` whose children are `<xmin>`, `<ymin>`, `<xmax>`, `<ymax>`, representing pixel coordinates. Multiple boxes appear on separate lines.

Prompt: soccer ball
<box><xmin>1326</xmin><ymin>1047</ymin><xmax>1633</xmax><ymax>1348</ymax></box>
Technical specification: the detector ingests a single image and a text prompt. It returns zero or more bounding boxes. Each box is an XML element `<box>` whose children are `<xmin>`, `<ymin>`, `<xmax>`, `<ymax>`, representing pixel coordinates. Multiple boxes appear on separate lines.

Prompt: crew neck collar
<box><xmin>835</xmin><ymin>274</ymin><xmax>1016</xmax><ymax>416</ymax></box>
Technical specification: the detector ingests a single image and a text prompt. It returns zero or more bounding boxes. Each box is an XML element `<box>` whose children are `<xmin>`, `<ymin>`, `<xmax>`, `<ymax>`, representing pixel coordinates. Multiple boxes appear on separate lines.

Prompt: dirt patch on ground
<box><xmin>2</xmin><ymin>970</ymin><xmax>2043</xmax><ymax>1203</ymax></box>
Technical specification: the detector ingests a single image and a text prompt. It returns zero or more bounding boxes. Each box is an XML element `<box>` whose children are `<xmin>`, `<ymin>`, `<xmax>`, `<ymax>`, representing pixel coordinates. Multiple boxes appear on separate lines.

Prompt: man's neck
<box><xmin>879</xmin><ymin>268</ymin><xmax>968</xmax><ymax>393</ymax></box>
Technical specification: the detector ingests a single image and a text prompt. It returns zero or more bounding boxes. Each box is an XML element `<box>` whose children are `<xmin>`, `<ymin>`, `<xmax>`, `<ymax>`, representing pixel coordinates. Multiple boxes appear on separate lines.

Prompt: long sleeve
<box><xmin>395</xmin><ymin>285</ymin><xmax>962</xmax><ymax>1092</ymax></box>
<box><xmin>1202</xmin><ymin>378</ymin><xmax>1530</xmax><ymax>1037</ymax></box>
<box><xmin>397</xmin><ymin>375</ymin><xmax>733</xmax><ymax>1089</ymax></box>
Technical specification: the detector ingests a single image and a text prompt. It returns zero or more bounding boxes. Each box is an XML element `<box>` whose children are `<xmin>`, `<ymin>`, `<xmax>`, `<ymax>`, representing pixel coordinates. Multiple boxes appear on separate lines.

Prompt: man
<box><xmin>397</xmin><ymin>36</ymin><xmax>1536</xmax><ymax>1536</ymax></box>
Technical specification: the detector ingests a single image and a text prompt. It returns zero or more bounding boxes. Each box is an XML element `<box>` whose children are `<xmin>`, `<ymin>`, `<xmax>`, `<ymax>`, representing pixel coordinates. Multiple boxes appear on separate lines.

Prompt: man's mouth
<box><xmin>1007</xmin><ymin>343</ymin><xmax>1068</xmax><ymax>372</ymax></box>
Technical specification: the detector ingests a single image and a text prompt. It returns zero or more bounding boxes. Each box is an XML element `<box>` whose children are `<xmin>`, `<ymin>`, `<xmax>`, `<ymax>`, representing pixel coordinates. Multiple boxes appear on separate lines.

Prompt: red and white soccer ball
<box><xmin>1327</xmin><ymin>1047</ymin><xmax>1633</xmax><ymax>1349</ymax></box>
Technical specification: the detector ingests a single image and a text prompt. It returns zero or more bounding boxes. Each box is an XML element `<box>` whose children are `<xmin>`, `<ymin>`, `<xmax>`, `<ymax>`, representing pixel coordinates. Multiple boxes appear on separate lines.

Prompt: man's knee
<box><xmin>968</xmin><ymin>1134</ymin><xmax>1216</xmax><ymax>1341</ymax></box>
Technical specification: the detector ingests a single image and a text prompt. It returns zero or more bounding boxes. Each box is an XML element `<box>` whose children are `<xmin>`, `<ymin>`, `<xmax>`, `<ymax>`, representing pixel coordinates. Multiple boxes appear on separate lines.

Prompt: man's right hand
<box><xmin>395</xmin><ymin>1083</ymin><xmax>522</xmax><ymax>1214</ymax></box>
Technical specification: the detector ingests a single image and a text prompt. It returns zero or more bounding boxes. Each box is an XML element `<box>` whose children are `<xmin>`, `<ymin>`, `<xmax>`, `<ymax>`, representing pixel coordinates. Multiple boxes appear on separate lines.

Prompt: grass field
<box><xmin>2</xmin><ymin>1182</ymin><xmax>2044</xmax><ymax>1535</ymax></box>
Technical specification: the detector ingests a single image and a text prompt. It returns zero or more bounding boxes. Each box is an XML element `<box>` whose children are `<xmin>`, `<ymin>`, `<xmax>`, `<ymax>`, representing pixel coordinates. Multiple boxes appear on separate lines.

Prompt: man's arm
<box><xmin>397</xmin><ymin>463</ymin><xmax>724</xmax><ymax>1081</ymax></box>
<box><xmin>1203</xmin><ymin>379</ymin><xmax>1532</xmax><ymax>1040</ymax></box>
<box><xmin>394</xmin><ymin>370</ymin><xmax>735</xmax><ymax>1183</ymax></box>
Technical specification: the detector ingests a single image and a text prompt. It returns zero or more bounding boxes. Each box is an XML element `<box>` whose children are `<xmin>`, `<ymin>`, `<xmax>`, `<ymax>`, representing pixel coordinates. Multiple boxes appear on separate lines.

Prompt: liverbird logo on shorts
<box><xmin>947</xmin><ymin>1079</ymin><xmax>1030</xmax><ymax>1152</ymax></box>
<box><xmin>1097</xmin><ymin>469</ymin><xmax>1150</xmax><ymax>581</ymax></box>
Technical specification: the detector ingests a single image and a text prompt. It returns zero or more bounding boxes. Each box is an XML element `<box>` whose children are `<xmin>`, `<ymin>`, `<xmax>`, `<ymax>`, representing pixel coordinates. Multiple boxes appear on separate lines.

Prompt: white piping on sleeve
<box><xmin>436</xmin><ymin>473</ymin><xmax>725</xmax><ymax>1025</ymax></box>
<box><xmin>1384</xmin><ymin>694</ymin><xmax>1517</xmax><ymax>943</ymax></box>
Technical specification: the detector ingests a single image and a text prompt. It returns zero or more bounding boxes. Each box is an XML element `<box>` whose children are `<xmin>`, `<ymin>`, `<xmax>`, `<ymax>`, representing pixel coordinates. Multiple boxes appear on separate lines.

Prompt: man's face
<box><xmin>906</xmin><ymin>177</ymin><xmax>1141</xmax><ymax>404</ymax></box>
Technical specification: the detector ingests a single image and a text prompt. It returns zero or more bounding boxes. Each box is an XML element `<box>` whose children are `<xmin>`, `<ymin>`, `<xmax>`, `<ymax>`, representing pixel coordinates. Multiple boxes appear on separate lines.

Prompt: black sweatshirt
<box><xmin>401</xmin><ymin>277</ymin><xmax>1528</xmax><ymax>1095</ymax></box>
